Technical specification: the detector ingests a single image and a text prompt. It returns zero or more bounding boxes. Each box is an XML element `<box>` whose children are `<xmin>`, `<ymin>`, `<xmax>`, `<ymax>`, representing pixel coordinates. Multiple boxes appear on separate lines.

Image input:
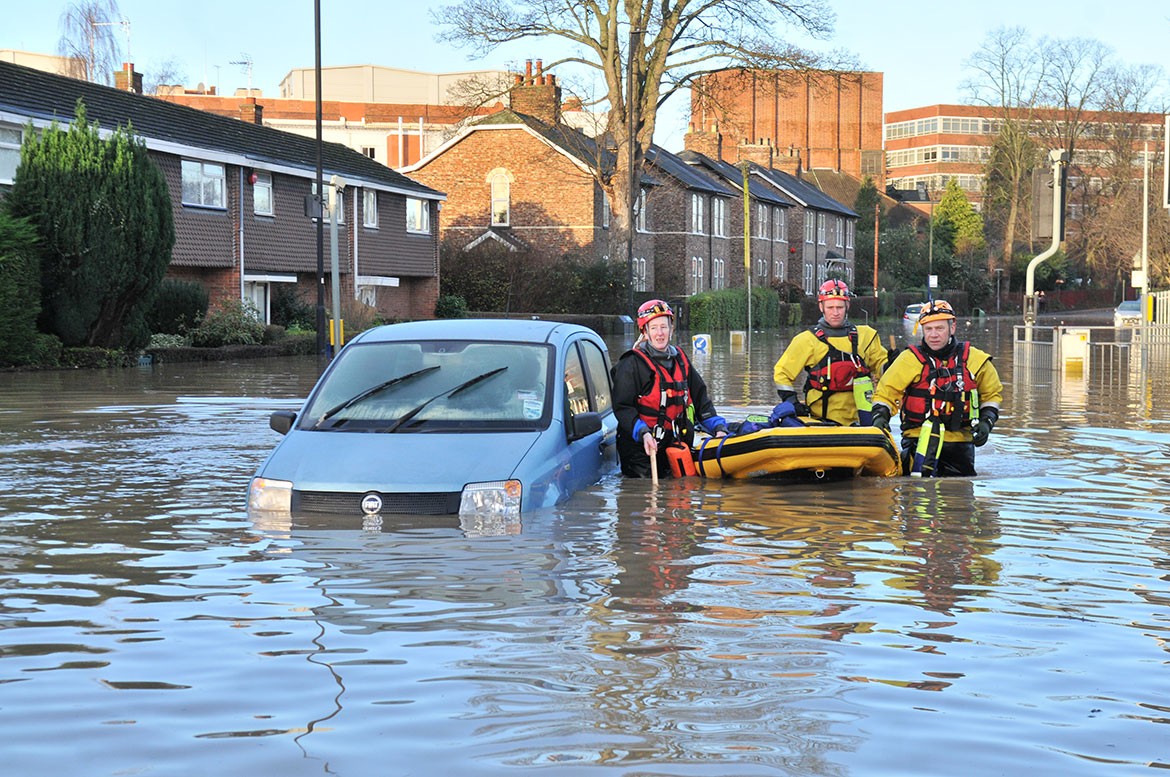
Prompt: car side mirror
<box><xmin>269</xmin><ymin>410</ymin><xmax>297</xmax><ymax>435</ymax></box>
<box><xmin>567</xmin><ymin>411</ymin><xmax>602</xmax><ymax>441</ymax></box>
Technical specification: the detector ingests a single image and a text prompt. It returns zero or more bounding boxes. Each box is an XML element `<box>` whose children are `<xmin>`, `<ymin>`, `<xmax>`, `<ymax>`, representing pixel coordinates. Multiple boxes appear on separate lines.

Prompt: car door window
<box><xmin>564</xmin><ymin>346</ymin><xmax>591</xmax><ymax>418</ymax></box>
<box><xmin>578</xmin><ymin>340</ymin><xmax>613</xmax><ymax>415</ymax></box>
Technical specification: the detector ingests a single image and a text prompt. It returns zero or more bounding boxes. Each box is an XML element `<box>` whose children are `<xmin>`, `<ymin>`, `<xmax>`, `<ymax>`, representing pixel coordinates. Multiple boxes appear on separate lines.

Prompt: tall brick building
<box><xmin>690</xmin><ymin>69</ymin><xmax>885</xmax><ymax>186</ymax></box>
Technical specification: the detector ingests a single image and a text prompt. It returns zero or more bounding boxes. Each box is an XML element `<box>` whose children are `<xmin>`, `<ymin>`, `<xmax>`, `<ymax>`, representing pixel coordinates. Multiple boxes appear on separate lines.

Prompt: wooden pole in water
<box><xmin>650</xmin><ymin>449</ymin><xmax>658</xmax><ymax>484</ymax></box>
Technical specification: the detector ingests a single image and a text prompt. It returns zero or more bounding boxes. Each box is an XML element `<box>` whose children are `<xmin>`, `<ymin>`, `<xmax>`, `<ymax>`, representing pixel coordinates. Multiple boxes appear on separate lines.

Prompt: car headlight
<box><xmin>459</xmin><ymin>480</ymin><xmax>522</xmax><ymax>516</ymax></box>
<box><xmin>248</xmin><ymin>477</ymin><xmax>293</xmax><ymax>513</ymax></box>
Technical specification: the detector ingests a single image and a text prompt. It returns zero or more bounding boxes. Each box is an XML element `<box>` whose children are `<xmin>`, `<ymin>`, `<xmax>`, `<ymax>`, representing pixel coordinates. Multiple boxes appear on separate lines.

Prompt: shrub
<box><xmin>271</xmin><ymin>284</ymin><xmax>315</xmax><ymax>329</ymax></box>
<box><xmin>190</xmin><ymin>299</ymin><xmax>266</xmax><ymax>347</ymax></box>
<box><xmin>0</xmin><ymin>210</ymin><xmax>41</xmax><ymax>366</ymax></box>
<box><xmin>689</xmin><ymin>287</ymin><xmax>780</xmax><ymax>331</ymax></box>
<box><xmin>148</xmin><ymin>333</ymin><xmax>186</xmax><ymax>349</ymax></box>
<box><xmin>146</xmin><ymin>278</ymin><xmax>208</xmax><ymax>335</ymax></box>
<box><xmin>435</xmin><ymin>294</ymin><xmax>468</xmax><ymax>319</ymax></box>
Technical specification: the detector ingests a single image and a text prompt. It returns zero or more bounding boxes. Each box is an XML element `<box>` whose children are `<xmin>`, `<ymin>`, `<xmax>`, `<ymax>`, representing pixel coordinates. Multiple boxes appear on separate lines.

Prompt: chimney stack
<box><xmin>114</xmin><ymin>62</ymin><xmax>143</xmax><ymax>94</ymax></box>
<box><xmin>736</xmin><ymin>138</ymin><xmax>774</xmax><ymax>169</ymax></box>
<box><xmin>684</xmin><ymin>121</ymin><xmax>723</xmax><ymax>160</ymax></box>
<box><xmin>239</xmin><ymin>96</ymin><xmax>264</xmax><ymax>124</ymax></box>
<box><xmin>510</xmin><ymin>56</ymin><xmax>562</xmax><ymax>125</ymax></box>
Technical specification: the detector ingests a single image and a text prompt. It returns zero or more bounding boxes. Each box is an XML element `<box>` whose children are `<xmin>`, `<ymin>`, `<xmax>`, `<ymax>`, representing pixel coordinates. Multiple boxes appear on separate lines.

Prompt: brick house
<box><xmin>641</xmin><ymin>146</ymin><xmax>737</xmax><ymax>296</ymax></box>
<box><xmin>0</xmin><ymin>59</ymin><xmax>445</xmax><ymax>322</ymax></box>
<box><xmin>680</xmin><ymin>125</ymin><xmax>857</xmax><ymax>295</ymax></box>
<box><xmin>677</xmin><ymin>127</ymin><xmax>796</xmax><ymax>291</ymax></box>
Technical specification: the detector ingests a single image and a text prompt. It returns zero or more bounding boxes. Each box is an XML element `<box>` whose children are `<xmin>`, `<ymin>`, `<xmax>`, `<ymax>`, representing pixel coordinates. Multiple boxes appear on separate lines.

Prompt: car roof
<box><xmin>349</xmin><ymin>318</ymin><xmax>604</xmax><ymax>347</ymax></box>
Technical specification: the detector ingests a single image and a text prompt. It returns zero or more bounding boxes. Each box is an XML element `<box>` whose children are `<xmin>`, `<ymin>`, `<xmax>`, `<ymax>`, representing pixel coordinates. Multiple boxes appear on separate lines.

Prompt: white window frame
<box><xmin>835</xmin><ymin>216</ymin><xmax>844</xmax><ymax>248</ymax></box>
<box><xmin>689</xmin><ymin>256</ymin><xmax>705</xmax><ymax>294</ymax></box>
<box><xmin>774</xmin><ymin>207</ymin><xmax>787</xmax><ymax>242</ymax></box>
<box><xmin>602</xmin><ymin>196</ymin><xmax>610</xmax><ymax>229</ymax></box>
<box><xmin>0</xmin><ymin>124</ymin><xmax>22</xmax><ymax>185</ymax></box>
<box><xmin>817</xmin><ymin>213</ymin><xmax>827</xmax><ymax>245</ymax></box>
<box><xmin>691</xmin><ymin>193</ymin><xmax>705</xmax><ymax>234</ymax></box>
<box><xmin>252</xmin><ymin>171</ymin><xmax>273</xmax><ymax>216</ymax></box>
<box><xmin>406</xmin><ymin>197</ymin><xmax>431</xmax><ymax>234</ymax></box>
<box><xmin>636</xmin><ymin>189</ymin><xmax>647</xmax><ymax>232</ymax></box>
<box><xmin>490</xmin><ymin>171</ymin><xmax>510</xmax><ymax>226</ymax></box>
<box><xmin>712</xmin><ymin>198</ymin><xmax>726</xmax><ymax>237</ymax></box>
<box><xmin>363</xmin><ymin>189</ymin><xmax>378</xmax><ymax>228</ymax></box>
<box><xmin>181</xmin><ymin>159</ymin><xmax>225</xmax><ymax>209</ymax></box>
<box><xmin>755</xmin><ymin>203</ymin><xmax>769</xmax><ymax>238</ymax></box>
<box><xmin>804</xmin><ymin>211</ymin><xmax>814</xmax><ymax>244</ymax></box>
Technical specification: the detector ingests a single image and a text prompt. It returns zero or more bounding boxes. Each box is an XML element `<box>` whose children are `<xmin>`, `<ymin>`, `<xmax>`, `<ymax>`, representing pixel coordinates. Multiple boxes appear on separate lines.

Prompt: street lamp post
<box><xmin>926</xmin><ymin>199</ymin><xmax>935</xmax><ymax>298</ymax></box>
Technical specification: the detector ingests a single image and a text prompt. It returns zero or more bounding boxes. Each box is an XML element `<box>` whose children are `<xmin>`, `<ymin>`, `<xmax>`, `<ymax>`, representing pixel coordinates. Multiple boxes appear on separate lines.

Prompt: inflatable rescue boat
<box><xmin>690</xmin><ymin>423</ymin><xmax>901</xmax><ymax>480</ymax></box>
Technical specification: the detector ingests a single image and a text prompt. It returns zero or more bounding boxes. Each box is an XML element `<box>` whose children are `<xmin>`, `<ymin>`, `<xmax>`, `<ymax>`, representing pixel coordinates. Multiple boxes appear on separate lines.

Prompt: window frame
<box><xmin>252</xmin><ymin>171</ymin><xmax>273</xmax><ymax>216</ymax></box>
<box><xmin>181</xmin><ymin>159</ymin><xmax>226</xmax><ymax>209</ymax></box>
<box><xmin>406</xmin><ymin>197</ymin><xmax>431</xmax><ymax>234</ymax></box>
<box><xmin>0</xmin><ymin>124</ymin><xmax>22</xmax><ymax>185</ymax></box>
<box><xmin>363</xmin><ymin>189</ymin><xmax>378</xmax><ymax>229</ymax></box>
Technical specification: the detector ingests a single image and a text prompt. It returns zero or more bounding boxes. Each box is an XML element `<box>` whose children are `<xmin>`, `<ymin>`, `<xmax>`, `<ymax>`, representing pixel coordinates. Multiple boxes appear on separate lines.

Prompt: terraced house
<box><xmin>0</xmin><ymin>58</ymin><xmax>445</xmax><ymax>321</ymax></box>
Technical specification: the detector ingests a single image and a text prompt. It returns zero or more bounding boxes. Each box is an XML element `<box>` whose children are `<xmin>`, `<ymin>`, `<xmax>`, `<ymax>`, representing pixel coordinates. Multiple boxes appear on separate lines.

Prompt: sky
<box><xmin>4</xmin><ymin>0</ymin><xmax>1168</xmax><ymax>150</ymax></box>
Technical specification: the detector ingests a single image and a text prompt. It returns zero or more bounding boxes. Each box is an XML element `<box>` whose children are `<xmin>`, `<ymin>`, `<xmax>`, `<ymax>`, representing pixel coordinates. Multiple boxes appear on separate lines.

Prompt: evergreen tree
<box><xmin>7</xmin><ymin>100</ymin><xmax>174</xmax><ymax>349</ymax></box>
<box><xmin>853</xmin><ymin>176</ymin><xmax>883</xmax><ymax>293</ymax></box>
<box><xmin>934</xmin><ymin>178</ymin><xmax>986</xmax><ymax>256</ymax></box>
<box><xmin>0</xmin><ymin>210</ymin><xmax>41</xmax><ymax>365</ymax></box>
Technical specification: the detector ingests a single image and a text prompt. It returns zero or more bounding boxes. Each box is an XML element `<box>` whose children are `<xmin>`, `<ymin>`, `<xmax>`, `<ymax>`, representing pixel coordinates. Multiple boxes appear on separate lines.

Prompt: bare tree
<box><xmin>58</xmin><ymin>0</ymin><xmax>124</xmax><ymax>85</ymax></box>
<box><xmin>963</xmin><ymin>26</ymin><xmax>1046</xmax><ymax>269</ymax></box>
<box><xmin>433</xmin><ymin>0</ymin><xmax>832</xmax><ymax>260</ymax></box>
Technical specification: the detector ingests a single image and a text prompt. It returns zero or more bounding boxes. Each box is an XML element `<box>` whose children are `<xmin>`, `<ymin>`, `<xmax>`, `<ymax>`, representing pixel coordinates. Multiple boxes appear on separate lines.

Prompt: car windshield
<box><xmin>301</xmin><ymin>340</ymin><xmax>551</xmax><ymax>432</ymax></box>
<box><xmin>1117</xmin><ymin>301</ymin><xmax>1140</xmax><ymax>311</ymax></box>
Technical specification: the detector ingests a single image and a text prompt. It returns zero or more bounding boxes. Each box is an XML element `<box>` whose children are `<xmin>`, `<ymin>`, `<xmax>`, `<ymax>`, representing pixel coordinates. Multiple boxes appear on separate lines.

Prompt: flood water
<box><xmin>2</xmin><ymin>319</ymin><xmax>1169</xmax><ymax>776</ymax></box>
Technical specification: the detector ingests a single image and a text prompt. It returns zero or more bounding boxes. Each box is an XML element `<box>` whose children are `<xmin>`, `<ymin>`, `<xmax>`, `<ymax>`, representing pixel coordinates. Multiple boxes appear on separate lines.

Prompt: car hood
<box><xmin>257</xmin><ymin>429</ymin><xmax>542</xmax><ymax>493</ymax></box>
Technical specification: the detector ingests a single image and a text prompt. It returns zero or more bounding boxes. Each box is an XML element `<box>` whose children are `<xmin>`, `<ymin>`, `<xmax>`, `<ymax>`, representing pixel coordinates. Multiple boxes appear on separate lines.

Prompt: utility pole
<box><xmin>625</xmin><ymin>26</ymin><xmax>642</xmax><ymax>312</ymax></box>
<box><xmin>872</xmin><ymin>200</ymin><xmax>879</xmax><ymax>298</ymax></box>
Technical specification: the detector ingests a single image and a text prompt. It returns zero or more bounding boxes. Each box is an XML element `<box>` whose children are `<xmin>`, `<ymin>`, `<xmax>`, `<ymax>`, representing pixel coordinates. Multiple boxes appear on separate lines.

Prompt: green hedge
<box><xmin>687</xmin><ymin>287</ymin><xmax>780</xmax><ymax>331</ymax></box>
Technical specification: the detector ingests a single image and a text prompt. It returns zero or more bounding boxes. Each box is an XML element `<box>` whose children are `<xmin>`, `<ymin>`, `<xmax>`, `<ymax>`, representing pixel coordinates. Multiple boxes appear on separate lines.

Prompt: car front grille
<box><xmin>292</xmin><ymin>490</ymin><xmax>463</xmax><ymax>515</ymax></box>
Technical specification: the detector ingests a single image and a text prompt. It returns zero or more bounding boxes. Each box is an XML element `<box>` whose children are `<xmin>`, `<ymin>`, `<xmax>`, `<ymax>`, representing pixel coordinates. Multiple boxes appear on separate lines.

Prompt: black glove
<box><xmin>777</xmin><ymin>390</ymin><xmax>809</xmax><ymax>417</ymax></box>
<box><xmin>972</xmin><ymin>407</ymin><xmax>998</xmax><ymax>447</ymax></box>
<box><xmin>885</xmin><ymin>347</ymin><xmax>901</xmax><ymax>370</ymax></box>
<box><xmin>871</xmin><ymin>404</ymin><xmax>892</xmax><ymax>432</ymax></box>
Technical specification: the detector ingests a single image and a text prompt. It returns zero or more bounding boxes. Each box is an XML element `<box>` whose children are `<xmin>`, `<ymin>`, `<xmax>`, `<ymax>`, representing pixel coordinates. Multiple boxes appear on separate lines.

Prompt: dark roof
<box><xmin>0</xmin><ymin>59</ymin><xmax>442</xmax><ymax>199</ymax></box>
<box><xmin>751</xmin><ymin>164</ymin><xmax>857</xmax><ymax>217</ymax></box>
<box><xmin>676</xmin><ymin>149</ymin><xmax>793</xmax><ymax>206</ymax></box>
<box><xmin>469</xmin><ymin>109</ymin><xmax>663</xmax><ymax>188</ymax></box>
<box><xmin>644</xmin><ymin>146</ymin><xmax>736</xmax><ymax>197</ymax></box>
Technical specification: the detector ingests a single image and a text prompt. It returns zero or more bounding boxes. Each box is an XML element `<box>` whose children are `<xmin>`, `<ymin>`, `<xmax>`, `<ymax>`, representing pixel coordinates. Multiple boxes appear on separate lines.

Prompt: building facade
<box><xmin>0</xmin><ymin>59</ymin><xmax>445</xmax><ymax>322</ymax></box>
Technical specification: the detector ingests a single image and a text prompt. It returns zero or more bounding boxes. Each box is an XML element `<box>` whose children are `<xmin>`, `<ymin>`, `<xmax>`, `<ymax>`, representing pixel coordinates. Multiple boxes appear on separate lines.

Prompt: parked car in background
<box><xmin>903</xmin><ymin>302</ymin><xmax>927</xmax><ymax>331</ymax></box>
<box><xmin>1114</xmin><ymin>299</ymin><xmax>1141</xmax><ymax>327</ymax></box>
<box><xmin>248</xmin><ymin>319</ymin><xmax>619</xmax><ymax>519</ymax></box>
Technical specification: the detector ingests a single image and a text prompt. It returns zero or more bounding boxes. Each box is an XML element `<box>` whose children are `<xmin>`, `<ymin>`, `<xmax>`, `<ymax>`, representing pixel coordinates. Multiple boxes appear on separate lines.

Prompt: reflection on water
<box><xmin>2</xmin><ymin>328</ymin><xmax>1170</xmax><ymax>775</ymax></box>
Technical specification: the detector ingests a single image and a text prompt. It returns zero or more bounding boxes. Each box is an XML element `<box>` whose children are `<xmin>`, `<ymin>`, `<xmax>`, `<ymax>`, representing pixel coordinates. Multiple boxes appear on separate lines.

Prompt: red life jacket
<box><xmin>901</xmin><ymin>341</ymin><xmax>976</xmax><ymax>432</ymax></box>
<box><xmin>804</xmin><ymin>325</ymin><xmax>872</xmax><ymax>393</ymax></box>
<box><xmin>630</xmin><ymin>345</ymin><xmax>692</xmax><ymax>437</ymax></box>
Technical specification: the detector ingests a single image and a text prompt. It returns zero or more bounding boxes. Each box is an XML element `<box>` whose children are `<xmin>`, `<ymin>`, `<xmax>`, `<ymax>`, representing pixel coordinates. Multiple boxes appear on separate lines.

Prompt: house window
<box><xmin>602</xmin><ymin>196</ymin><xmax>610</xmax><ymax>229</ymax></box>
<box><xmin>817</xmin><ymin>213</ymin><xmax>826</xmax><ymax>245</ymax></box>
<box><xmin>636</xmin><ymin>189</ymin><xmax>647</xmax><ymax>231</ymax></box>
<box><xmin>406</xmin><ymin>198</ymin><xmax>430</xmax><ymax>233</ymax></box>
<box><xmin>773</xmin><ymin>258</ymin><xmax>784</xmax><ymax>281</ymax></box>
<box><xmin>711</xmin><ymin>198</ymin><xmax>726</xmax><ymax>237</ymax></box>
<box><xmin>689</xmin><ymin>256</ymin><xmax>705</xmax><ymax>294</ymax></box>
<box><xmin>691</xmin><ymin>193</ymin><xmax>704</xmax><ymax>234</ymax></box>
<box><xmin>252</xmin><ymin>171</ymin><xmax>273</xmax><ymax>216</ymax></box>
<box><xmin>181</xmin><ymin>160</ymin><xmax>225</xmax><ymax>208</ymax></box>
<box><xmin>633</xmin><ymin>257</ymin><xmax>647</xmax><ymax>292</ymax></box>
<box><xmin>363</xmin><ymin>189</ymin><xmax>378</xmax><ymax>228</ymax></box>
<box><xmin>361</xmin><ymin>146</ymin><xmax>376</xmax><ymax>159</ymax></box>
<box><xmin>712</xmin><ymin>257</ymin><xmax>726</xmax><ymax>290</ymax></box>
<box><xmin>490</xmin><ymin>170</ymin><xmax>510</xmax><ymax>226</ymax></box>
<box><xmin>0</xmin><ymin>125</ymin><xmax>22</xmax><ymax>184</ymax></box>
<box><xmin>755</xmin><ymin>203</ymin><xmax>769</xmax><ymax>238</ymax></box>
<box><xmin>846</xmin><ymin>220</ymin><xmax>854</xmax><ymax>249</ymax></box>
<box><xmin>804</xmin><ymin>211</ymin><xmax>814</xmax><ymax>243</ymax></box>
<box><xmin>835</xmin><ymin>216</ymin><xmax>844</xmax><ymax>248</ymax></box>
<box><xmin>774</xmin><ymin>208</ymin><xmax>786</xmax><ymax>241</ymax></box>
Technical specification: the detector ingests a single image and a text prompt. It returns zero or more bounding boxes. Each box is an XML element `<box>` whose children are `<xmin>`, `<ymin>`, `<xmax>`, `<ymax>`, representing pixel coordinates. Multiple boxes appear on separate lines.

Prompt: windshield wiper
<box><xmin>313</xmin><ymin>365</ymin><xmax>440</xmax><ymax>429</ymax></box>
<box><xmin>382</xmin><ymin>366</ymin><xmax>508</xmax><ymax>434</ymax></box>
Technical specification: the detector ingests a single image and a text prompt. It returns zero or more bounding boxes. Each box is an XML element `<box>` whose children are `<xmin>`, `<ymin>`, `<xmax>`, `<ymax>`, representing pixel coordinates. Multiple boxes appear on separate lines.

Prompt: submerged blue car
<box><xmin>248</xmin><ymin>319</ymin><xmax>619</xmax><ymax>518</ymax></box>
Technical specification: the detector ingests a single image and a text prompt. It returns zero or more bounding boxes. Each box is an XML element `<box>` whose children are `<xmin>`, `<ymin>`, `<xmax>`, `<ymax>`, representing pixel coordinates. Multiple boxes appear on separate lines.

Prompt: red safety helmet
<box><xmin>636</xmin><ymin>298</ymin><xmax>674</xmax><ymax>331</ymax></box>
<box><xmin>918</xmin><ymin>299</ymin><xmax>956</xmax><ymax>325</ymax></box>
<box><xmin>817</xmin><ymin>279</ymin><xmax>852</xmax><ymax>302</ymax></box>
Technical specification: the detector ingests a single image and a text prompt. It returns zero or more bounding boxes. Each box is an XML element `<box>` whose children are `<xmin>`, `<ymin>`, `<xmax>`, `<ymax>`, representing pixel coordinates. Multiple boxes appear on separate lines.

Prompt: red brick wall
<box><xmin>408</xmin><ymin>127</ymin><xmax>600</xmax><ymax>258</ymax></box>
<box><xmin>691</xmin><ymin>70</ymin><xmax>884</xmax><ymax>183</ymax></box>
